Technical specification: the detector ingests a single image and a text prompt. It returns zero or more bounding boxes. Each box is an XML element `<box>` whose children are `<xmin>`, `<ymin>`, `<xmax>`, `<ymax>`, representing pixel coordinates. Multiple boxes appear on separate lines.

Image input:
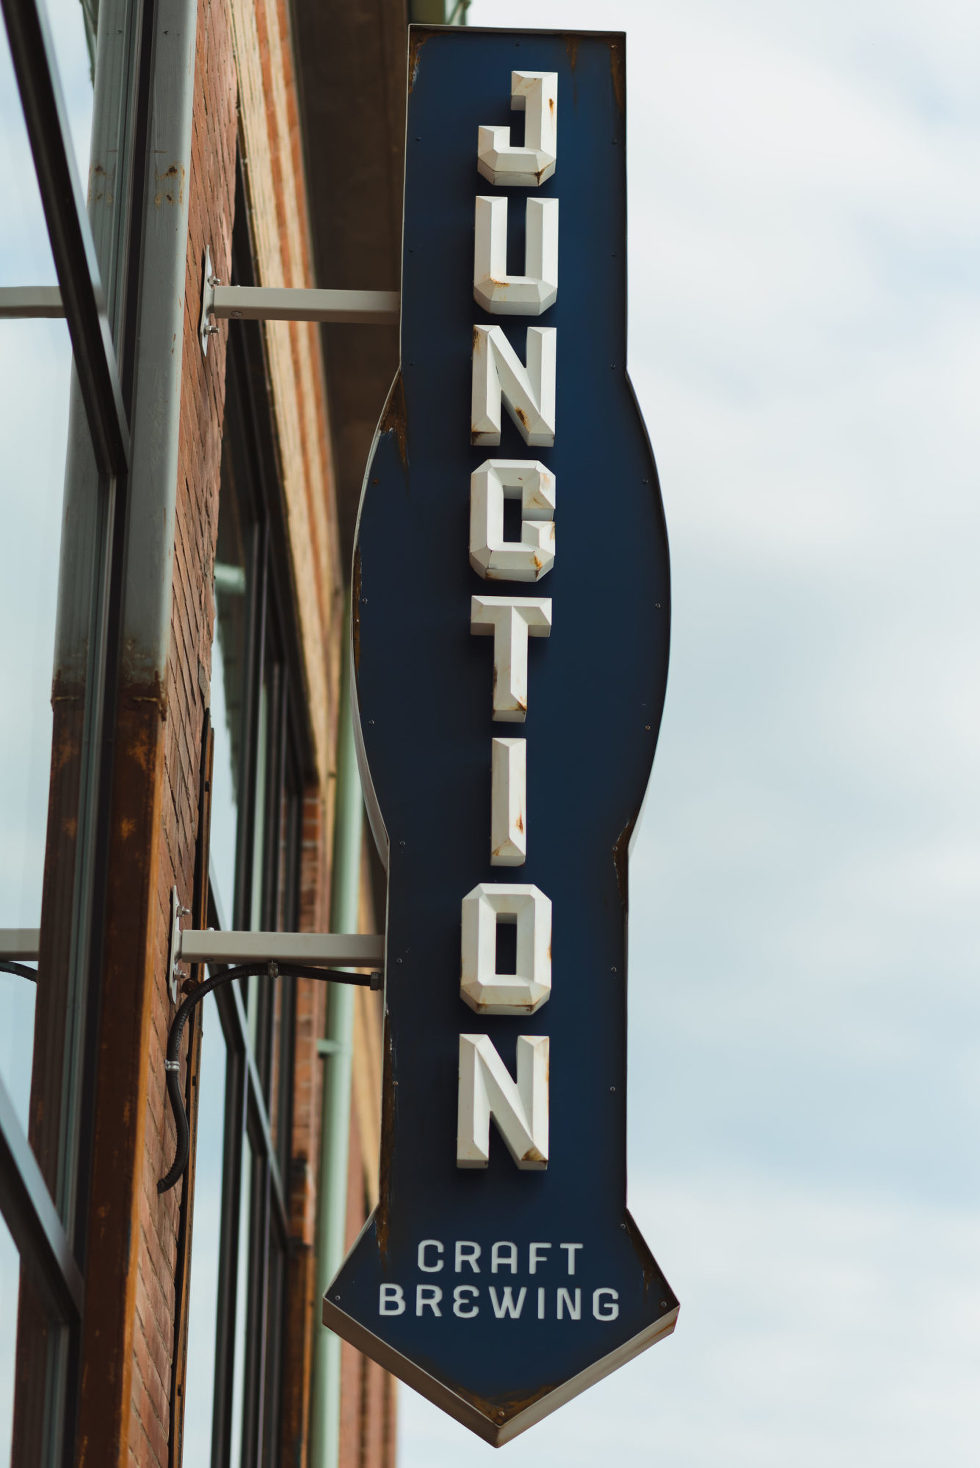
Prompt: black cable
<box><xmin>0</xmin><ymin>960</ymin><xmax>38</xmax><ymax>982</ymax></box>
<box><xmin>158</xmin><ymin>960</ymin><xmax>381</xmax><ymax>1193</ymax></box>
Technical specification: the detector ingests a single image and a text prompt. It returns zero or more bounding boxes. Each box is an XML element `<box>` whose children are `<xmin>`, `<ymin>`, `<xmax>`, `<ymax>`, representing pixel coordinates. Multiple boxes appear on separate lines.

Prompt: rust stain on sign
<box><xmin>609</xmin><ymin>37</ymin><xmax>626</xmax><ymax>115</ymax></box>
<box><xmin>447</xmin><ymin>1371</ymin><xmax>566</xmax><ymax>1430</ymax></box>
<box><xmin>611</xmin><ymin>814</ymin><xmax>635</xmax><ymax>912</ymax></box>
<box><xmin>352</xmin><ymin>550</ymin><xmax>362</xmax><ymax>673</ymax></box>
<box><xmin>381</xmin><ymin>371</ymin><xmax>409</xmax><ymax>469</ymax></box>
<box><xmin>408</xmin><ymin>28</ymin><xmax>431</xmax><ymax>95</ymax></box>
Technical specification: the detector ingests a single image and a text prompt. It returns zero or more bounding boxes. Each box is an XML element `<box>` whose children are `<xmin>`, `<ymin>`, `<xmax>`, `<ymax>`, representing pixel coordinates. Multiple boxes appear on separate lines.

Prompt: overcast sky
<box><xmin>2</xmin><ymin>2</ymin><xmax>977</xmax><ymax>1463</ymax></box>
<box><xmin>399</xmin><ymin>1</ymin><xmax>980</xmax><ymax>1464</ymax></box>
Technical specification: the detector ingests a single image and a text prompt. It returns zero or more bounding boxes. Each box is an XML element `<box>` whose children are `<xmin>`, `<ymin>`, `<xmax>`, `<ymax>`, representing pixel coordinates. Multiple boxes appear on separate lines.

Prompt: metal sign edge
<box><xmin>322</xmin><ymin>1256</ymin><xmax>678</xmax><ymax>1447</ymax></box>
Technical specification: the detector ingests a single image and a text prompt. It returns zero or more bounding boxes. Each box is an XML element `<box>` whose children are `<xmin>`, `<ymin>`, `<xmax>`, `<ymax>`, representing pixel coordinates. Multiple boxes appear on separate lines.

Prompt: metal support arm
<box><xmin>0</xmin><ymin>930</ymin><xmax>40</xmax><ymax>960</ymax></box>
<box><xmin>198</xmin><ymin>247</ymin><xmax>399</xmax><ymax>353</ymax></box>
<box><xmin>0</xmin><ymin>287</ymin><xmax>66</xmax><ymax>318</ymax></box>
<box><xmin>175</xmin><ymin>928</ymin><xmax>384</xmax><ymax>966</ymax></box>
<box><xmin>210</xmin><ymin>284</ymin><xmax>400</xmax><ymax>324</ymax></box>
<box><xmin>167</xmin><ymin>909</ymin><xmax>384</xmax><ymax>1000</ymax></box>
<box><xmin>1</xmin><ymin>262</ymin><xmax>400</xmax><ymax>366</ymax></box>
<box><xmin>0</xmin><ymin>930</ymin><xmax>41</xmax><ymax>982</ymax></box>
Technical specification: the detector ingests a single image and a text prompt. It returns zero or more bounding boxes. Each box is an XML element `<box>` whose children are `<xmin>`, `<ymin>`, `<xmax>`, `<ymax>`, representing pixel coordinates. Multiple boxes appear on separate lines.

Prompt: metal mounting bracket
<box><xmin>158</xmin><ymin>955</ymin><xmax>382</xmax><ymax>1193</ymax></box>
<box><xmin>0</xmin><ymin>286</ymin><xmax>65</xmax><ymax>318</ymax></box>
<box><xmin>199</xmin><ymin>246</ymin><xmax>400</xmax><ymax>356</ymax></box>
<box><xmin>166</xmin><ymin>886</ymin><xmax>191</xmax><ymax>1003</ymax></box>
<box><xmin>166</xmin><ymin>910</ymin><xmax>384</xmax><ymax>1002</ymax></box>
<box><xmin>0</xmin><ymin>930</ymin><xmax>40</xmax><ymax>961</ymax></box>
<box><xmin>199</xmin><ymin>247</ymin><xmax>221</xmax><ymax>354</ymax></box>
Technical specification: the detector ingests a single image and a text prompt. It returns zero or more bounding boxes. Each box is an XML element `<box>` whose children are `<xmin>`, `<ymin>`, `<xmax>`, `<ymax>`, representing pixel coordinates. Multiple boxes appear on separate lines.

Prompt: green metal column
<box><xmin>311</xmin><ymin>599</ymin><xmax>364</xmax><ymax>1468</ymax></box>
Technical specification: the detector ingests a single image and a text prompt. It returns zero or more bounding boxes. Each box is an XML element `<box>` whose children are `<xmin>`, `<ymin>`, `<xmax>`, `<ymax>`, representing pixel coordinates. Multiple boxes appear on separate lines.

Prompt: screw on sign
<box><xmin>325</xmin><ymin>27</ymin><xmax>677</xmax><ymax>1445</ymax></box>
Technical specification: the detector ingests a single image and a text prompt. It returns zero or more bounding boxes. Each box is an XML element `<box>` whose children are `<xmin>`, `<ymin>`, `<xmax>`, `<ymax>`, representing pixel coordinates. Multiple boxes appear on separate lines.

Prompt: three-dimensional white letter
<box><xmin>460</xmin><ymin>881</ymin><xmax>550</xmax><ymax>1012</ymax></box>
<box><xmin>470</xmin><ymin>595</ymin><xmax>552</xmax><ymax>721</ymax></box>
<box><xmin>457</xmin><ymin>1034</ymin><xmax>549</xmax><ymax>1169</ymax></box>
<box><xmin>490</xmin><ymin>737</ymin><xmax>526</xmax><ymax>866</ymax></box>
<box><xmin>474</xmin><ymin>196</ymin><xmax>558</xmax><ymax>317</ymax></box>
<box><xmin>477</xmin><ymin>71</ymin><xmax>558</xmax><ymax>188</ymax></box>
<box><xmin>471</xmin><ymin>326</ymin><xmax>556</xmax><ymax>447</ymax></box>
<box><xmin>470</xmin><ymin>458</ymin><xmax>555</xmax><ymax>583</ymax></box>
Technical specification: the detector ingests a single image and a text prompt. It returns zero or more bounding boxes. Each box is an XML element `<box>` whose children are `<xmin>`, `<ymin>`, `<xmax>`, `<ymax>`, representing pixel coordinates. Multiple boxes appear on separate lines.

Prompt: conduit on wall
<box><xmin>311</xmin><ymin>594</ymin><xmax>365</xmax><ymax>1468</ymax></box>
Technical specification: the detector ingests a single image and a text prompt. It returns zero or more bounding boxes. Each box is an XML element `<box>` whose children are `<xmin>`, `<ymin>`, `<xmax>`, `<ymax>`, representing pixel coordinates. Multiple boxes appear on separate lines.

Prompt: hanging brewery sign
<box><xmin>323</xmin><ymin>27</ymin><xmax>677</xmax><ymax>1445</ymax></box>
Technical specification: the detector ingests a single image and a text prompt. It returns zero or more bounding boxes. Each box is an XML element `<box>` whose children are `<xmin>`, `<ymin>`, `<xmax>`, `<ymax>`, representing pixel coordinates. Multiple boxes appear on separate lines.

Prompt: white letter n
<box><xmin>457</xmin><ymin>1034</ymin><xmax>549</xmax><ymax>1170</ymax></box>
<box><xmin>471</xmin><ymin>325</ymin><xmax>556</xmax><ymax>447</ymax></box>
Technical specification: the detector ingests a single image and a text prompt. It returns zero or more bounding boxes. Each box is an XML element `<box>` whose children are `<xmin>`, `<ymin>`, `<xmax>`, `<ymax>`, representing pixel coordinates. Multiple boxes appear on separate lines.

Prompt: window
<box><xmin>0</xmin><ymin>1</ymin><xmax>150</xmax><ymax>1461</ymax></box>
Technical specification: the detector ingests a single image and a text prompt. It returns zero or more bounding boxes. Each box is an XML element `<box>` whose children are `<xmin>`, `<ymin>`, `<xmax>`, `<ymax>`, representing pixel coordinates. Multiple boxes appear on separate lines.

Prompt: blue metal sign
<box><xmin>323</xmin><ymin>27</ymin><xmax>677</xmax><ymax>1444</ymax></box>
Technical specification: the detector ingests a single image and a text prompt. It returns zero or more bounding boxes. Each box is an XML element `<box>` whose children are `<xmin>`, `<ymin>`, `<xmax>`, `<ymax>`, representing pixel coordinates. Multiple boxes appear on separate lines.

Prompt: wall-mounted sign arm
<box><xmin>0</xmin><ymin>928</ymin><xmax>41</xmax><ymax>982</ymax></box>
<box><xmin>199</xmin><ymin>247</ymin><xmax>400</xmax><ymax>354</ymax></box>
<box><xmin>165</xmin><ymin>884</ymin><xmax>385</xmax><ymax>999</ymax></box>
<box><xmin>157</xmin><ymin>957</ymin><xmax>382</xmax><ymax>1194</ymax></box>
<box><xmin>0</xmin><ymin>287</ymin><xmax>66</xmax><ymax>318</ymax></box>
<box><xmin>0</xmin><ymin>929</ymin><xmax>40</xmax><ymax>961</ymax></box>
<box><xmin>169</xmin><ymin>924</ymin><xmax>384</xmax><ymax>995</ymax></box>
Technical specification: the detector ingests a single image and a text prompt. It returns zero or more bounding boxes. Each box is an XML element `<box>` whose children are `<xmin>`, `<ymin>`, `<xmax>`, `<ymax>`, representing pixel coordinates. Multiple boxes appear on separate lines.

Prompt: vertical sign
<box><xmin>324</xmin><ymin>28</ymin><xmax>677</xmax><ymax>1445</ymax></box>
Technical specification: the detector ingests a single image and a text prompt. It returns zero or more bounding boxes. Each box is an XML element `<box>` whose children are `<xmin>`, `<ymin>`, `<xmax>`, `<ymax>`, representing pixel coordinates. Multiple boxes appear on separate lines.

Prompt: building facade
<box><xmin>0</xmin><ymin>0</ymin><xmax>465</xmax><ymax>1463</ymax></box>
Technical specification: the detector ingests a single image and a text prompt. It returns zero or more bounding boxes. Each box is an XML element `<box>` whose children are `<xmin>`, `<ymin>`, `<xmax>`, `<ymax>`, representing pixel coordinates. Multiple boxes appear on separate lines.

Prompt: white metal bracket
<box><xmin>0</xmin><ymin>921</ymin><xmax>383</xmax><ymax>1001</ymax></box>
<box><xmin>0</xmin><ymin>929</ymin><xmax>40</xmax><ymax>961</ymax></box>
<box><xmin>165</xmin><ymin>897</ymin><xmax>385</xmax><ymax>1001</ymax></box>
<box><xmin>0</xmin><ymin>287</ymin><xmax>65</xmax><ymax>319</ymax></box>
<box><xmin>167</xmin><ymin>886</ymin><xmax>192</xmax><ymax>1003</ymax></box>
<box><xmin>199</xmin><ymin>246</ymin><xmax>400</xmax><ymax>356</ymax></box>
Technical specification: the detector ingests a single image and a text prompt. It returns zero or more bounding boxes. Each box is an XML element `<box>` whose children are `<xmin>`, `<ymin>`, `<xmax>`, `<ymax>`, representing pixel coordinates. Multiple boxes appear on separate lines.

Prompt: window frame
<box><xmin>0</xmin><ymin>1</ymin><xmax>151</xmax><ymax>1462</ymax></box>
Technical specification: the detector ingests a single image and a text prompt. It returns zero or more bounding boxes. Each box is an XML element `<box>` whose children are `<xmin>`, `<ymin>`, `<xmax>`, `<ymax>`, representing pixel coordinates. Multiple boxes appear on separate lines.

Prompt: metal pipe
<box><xmin>175</xmin><ymin>929</ymin><xmax>382</xmax><ymax>967</ymax></box>
<box><xmin>0</xmin><ymin>284</ymin><xmax>401</xmax><ymax>326</ymax></box>
<box><xmin>0</xmin><ymin>286</ymin><xmax>65</xmax><ymax>318</ymax></box>
<box><xmin>0</xmin><ymin>930</ymin><xmax>41</xmax><ymax>961</ymax></box>
<box><xmin>310</xmin><ymin>596</ymin><xmax>366</xmax><ymax>1468</ymax></box>
<box><xmin>210</xmin><ymin>284</ymin><xmax>399</xmax><ymax>325</ymax></box>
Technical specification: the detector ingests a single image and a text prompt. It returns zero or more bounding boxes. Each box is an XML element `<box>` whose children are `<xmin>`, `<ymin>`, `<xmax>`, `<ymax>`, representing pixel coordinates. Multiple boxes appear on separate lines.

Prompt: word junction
<box><xmin>378</xmin><ymin>68</ymin><xmax>626</xmax><ymax>1327</ymax></box>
